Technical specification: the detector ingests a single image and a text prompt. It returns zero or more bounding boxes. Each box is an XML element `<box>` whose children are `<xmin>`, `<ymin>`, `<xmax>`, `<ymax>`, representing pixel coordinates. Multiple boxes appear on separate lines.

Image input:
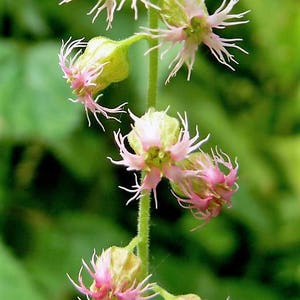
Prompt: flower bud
<box><xmin>59</xmin><ymin>36</ymin><xmax>135</xmax><ymax>128</ymax></box>
<box><xmin>74</xmin><ymin>36</ymin><xmax>130</xmax><ymax>93</ymax></box>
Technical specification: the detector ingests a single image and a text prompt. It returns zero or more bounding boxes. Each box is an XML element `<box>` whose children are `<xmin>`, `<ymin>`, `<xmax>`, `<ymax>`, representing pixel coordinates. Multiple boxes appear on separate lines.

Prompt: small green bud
<box><xmin>74</xmin><ymin>36</ymin><xmax>130</xmax><ymax>93</ymax></box>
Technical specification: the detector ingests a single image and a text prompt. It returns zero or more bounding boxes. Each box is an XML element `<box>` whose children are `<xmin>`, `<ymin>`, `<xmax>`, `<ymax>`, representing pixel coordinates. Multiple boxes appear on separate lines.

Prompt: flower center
<box><xmin>145</xmin><ymin>147</ymin><xmax>172</xmax><ymax>169</ymax></box>
<box><xmin>184</xmin><ymin>15</ymin><xmax>210</xmax><ymax>43</ymax></box>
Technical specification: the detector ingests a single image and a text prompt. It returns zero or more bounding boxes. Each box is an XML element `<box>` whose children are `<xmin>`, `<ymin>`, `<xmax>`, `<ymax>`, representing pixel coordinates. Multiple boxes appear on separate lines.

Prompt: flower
<box><xmin>68</xmin><ymin>247</ymin><xmax>156</xmax><ymax>300</ymax></box>
<box><xmin>59</xmin><ymin>0</ymin><xmax>157</xmax><ymax>29</ymax></box>
<box><xmin>145</xmin><ymin>0</ymin><xmax>249</xmax><ymax>82</ymax></box>
<box><xmin>59</xmin><ymin>37</ymin><xmax>128</xmax><ymax>129</ymax></box>
<box><xmin>109</xmin><ymin>108</ymin><xmax>209</xmax><ymax>207</ymax></box>
<box><xmin>171</xmin><ymin>148</ymin><xmax>238</xmax><ymax>225</ymax></box>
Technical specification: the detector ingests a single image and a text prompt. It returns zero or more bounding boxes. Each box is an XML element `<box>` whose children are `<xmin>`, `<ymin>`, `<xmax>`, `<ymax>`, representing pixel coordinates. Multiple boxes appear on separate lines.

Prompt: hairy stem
<box><xmin>137</xmin><ymin>186</ymin><xmax>151</xmax><ymax>278</ymax></box>
<box><xmin>137</xmin><ymin>3</ymin><xmax>159</xmax><ymax>279</ymax></box>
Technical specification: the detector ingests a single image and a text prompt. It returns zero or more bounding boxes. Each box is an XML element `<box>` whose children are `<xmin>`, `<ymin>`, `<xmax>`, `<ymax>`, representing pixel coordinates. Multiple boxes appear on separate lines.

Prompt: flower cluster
<box><xmin>59</xmin><ymin>36</ymin><xmax>129</xmax><ymax>129</ymax></box>
<box><xmin>110</xmin><ymin>108</ymin><xmax>238</xmax><ymax>221</ymax></box>
<box><xmin>69</xmin><ymin>246</ymin><xmax>156</xmax><ymax>300</ymax></box>
<box><xmin>58</xmin><ymin>0</ymin><xmax>245</xmax><ymax>298</ymax></box>
<box><xmin>145</xmin><ymin>0</ymin><xmax>249</xmax><ymax>82</ymax></box>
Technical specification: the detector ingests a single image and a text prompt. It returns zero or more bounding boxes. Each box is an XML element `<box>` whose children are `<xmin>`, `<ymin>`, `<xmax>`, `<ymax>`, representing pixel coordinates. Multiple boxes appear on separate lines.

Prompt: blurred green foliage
<box><xmin>0</xmin><ymin>0</ymin><xmax>300</xmax><ymax>299</ymax></box>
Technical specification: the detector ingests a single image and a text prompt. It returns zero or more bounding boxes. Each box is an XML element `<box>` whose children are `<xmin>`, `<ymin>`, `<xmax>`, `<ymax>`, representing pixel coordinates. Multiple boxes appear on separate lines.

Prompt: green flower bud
<box><xmin>74</xmin><ymin>36</ymin><xmax>130</xmax><ymax>93</ymax></box>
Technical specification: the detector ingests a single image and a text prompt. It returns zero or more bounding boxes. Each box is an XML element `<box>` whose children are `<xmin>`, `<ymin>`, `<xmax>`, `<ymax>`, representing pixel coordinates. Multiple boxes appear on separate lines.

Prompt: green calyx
<box><xmin>128</xmin><ymin>108</ymin><xmax>180</xmax><ymax>156</ymax></box>
<box><xmin>74</xmin><ymin>35</ymin><xmax>146</xmax><ymax>94</ymax></box>
<box><xmin>159</xmin><ymin>0</ymin><xmax>208</xmax><ymax>27</ymax></box>
<box><xmin>159</xmin><ymin>0</ymin><xmax>190</xmax><ymax>26</ymax></box>
<box><xmin>101</xmin><ymin>246</ymin><xmax>142</xmax><ymax>290</ymax></box>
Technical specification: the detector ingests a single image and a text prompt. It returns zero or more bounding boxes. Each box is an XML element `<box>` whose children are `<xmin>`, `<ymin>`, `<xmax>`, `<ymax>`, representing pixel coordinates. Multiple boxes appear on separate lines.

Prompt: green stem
<box><xmin>137</xmin><ymin>186</ymin><xmax>151</xmax><ymax>278</ymax></box>
<box><xmin>137</xmin><ymin>3</ymin><xmax>159</xmax><ymax>279</ymax></box>
<box><xmin>123</xmin><ymin>33</ymin><xmax>149</xmax><ymax>47</ymax></box>
<box><xmin>126</xmin><ymin>236</ymin><xmax>141</xmax><ymax>252</ymax></box>
<box><xmin>146</xmin><ymin>4</ymin><xmax>159</xmax><ymax>108</ymax></box>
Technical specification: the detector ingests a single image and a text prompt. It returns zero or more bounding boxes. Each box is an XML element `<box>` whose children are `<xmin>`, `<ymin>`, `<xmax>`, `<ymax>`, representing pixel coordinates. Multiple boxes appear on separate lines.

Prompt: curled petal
<box><xmin>115</xmin><ymin>274</ymin><xmax>157</xmax><ymax>300</ymax></box>
<box><xmin>59</xmin><ymin>37</ymin><xmax>87</xmax><ymax>79</ymax></box>
<box><xmin>203</xmin><ymin>33</ymin><xmax>248</xmax><ymax>71</ymax></box>
<box><xmin>108</xmin><ymin>130</ymin><xmax>145</xmax><ymax>170</ymax></box>
<box><xmin>209</xmin><ymin>0</ymin><xmax>250</xmax><ymax>29</ymax></box>
<box><xmin>168</xmin><ymin>112</ymin><xmax>210</xmax><ymax>161</ymax></box>
<box><xmin>118</xmin><ymin>0</ymin><xmax>160</xmax><ymax>20</ymax></box>
<box><xmin>119</xmin><ymin>168</ymin><xmax>161</xmax><ymax>208</ymax></box>
<box><xmin>119</xmin><ymin>173</ymin><xmax>145</xmax><ymax>205</ymax></box>
<box><xmin>87</xmin><ymin>0</ymin><xmax>118</xmax><ymax>29</ymax></box>
<box><xmin>78</xmin><ymin>94</ymin><xmax>127</xmax><ymax>129</ymax></box>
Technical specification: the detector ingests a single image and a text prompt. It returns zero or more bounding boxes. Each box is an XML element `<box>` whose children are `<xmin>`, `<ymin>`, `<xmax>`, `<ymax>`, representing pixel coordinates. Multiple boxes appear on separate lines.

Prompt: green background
<box><xmin>0</xmin><ymin>0</ymin><xmax>299</xmax><ymax>299</ymax></box>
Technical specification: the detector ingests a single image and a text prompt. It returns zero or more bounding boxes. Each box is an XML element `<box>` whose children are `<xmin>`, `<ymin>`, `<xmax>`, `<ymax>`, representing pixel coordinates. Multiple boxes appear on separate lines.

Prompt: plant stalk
<box><xmin>137</xmin><ymin>2</ymin><xmax>159</xmax><ymax>278</ymax></box>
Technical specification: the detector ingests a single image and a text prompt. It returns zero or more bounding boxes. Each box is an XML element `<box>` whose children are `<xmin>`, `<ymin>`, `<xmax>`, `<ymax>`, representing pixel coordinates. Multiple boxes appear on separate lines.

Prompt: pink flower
<box><xmin>59</xmin><ymin>0</ymin><xmax>157</xmax><ymax>29</ymax></box>
<box><xmin>109</xmin><ymin>108</ymin><xmax>209</xmax><ymax>207</ymax></box>
<box><xmin>172</xmin><ymin>148</ymin><xmax>239</xmax><ymax>225</ymax></box>
<box><xmin>145</xmin><ymin>0</ymin><xmax>249</xmax><ymax>82</ymax></box>
<box><xmin>59</xmin><ymin>37</ymin><xmax>126</xmax><ymax>129</ymax></box>
<box><xmin>68</xmin><ymin>248</ymin><xmax>156</xmax><ymax>300</ymax></box>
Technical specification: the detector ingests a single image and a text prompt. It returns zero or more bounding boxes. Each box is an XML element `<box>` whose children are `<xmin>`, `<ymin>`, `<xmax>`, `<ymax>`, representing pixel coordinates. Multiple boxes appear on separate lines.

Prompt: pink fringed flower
<box><xmin>59</xmin><ymin>37</ymin><xmax>126</xmax><ymax>129</ymax></box>
<box><xmin>145</xmin><ymin>0</ymin><xmax>249</xmax><ymax>82</ymax></box>
<box><xmin>59</xmin><ymin>0</ymin><xmax>157</xmax><ymax>29</ymax></box>
<box><xmin>109</xmin><ymin>108</ymin><xmax>209</xmax><ymax>207</ymax></box>
<box><xmin>172</xmin><ymin>148</ymin><xmax>238</xmax><ymax>225</ymax></box>
<box><xmin>68</xmin><ymin>247</ymin><xmax>156</xmax><ymax>300</ymax></box>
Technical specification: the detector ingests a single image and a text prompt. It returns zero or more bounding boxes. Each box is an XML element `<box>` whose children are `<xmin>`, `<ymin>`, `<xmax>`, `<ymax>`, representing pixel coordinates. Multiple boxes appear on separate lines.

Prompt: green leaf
<box><xmin>0</xmin><ymin>40</ymin><xmax>83</xmax><ymax>141</ymax></box>
<box><xmin>22</xmin><ymin>42</ymin><xmax>83</xmax><ymax>140</ymax></box>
